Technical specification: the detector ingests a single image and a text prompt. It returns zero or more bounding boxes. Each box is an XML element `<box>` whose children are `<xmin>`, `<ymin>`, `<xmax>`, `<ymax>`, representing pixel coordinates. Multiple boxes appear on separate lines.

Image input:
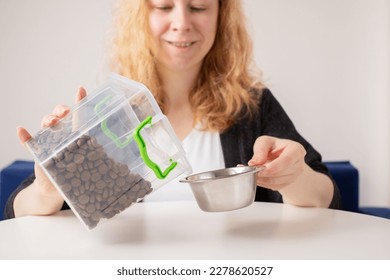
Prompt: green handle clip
<box><xmin>95</xmin><ymin>95</ymin><xmax>177</xmax><ymax>179</ymax></box>
<box><xmin>133</xmin><ymin>116</ymin><xmax>177</xmax><ymax>179</ymax></box>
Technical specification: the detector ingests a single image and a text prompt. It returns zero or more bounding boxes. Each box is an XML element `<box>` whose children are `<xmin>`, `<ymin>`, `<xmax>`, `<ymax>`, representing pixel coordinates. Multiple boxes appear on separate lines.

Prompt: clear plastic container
<box><xmin>26</xmin><ymin>73</ymin><xmax>192</xmax><ymax>229</ymax></box>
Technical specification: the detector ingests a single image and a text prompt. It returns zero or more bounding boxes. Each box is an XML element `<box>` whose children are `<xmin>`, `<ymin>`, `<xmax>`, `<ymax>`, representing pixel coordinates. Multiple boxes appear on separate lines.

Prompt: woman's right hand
<box><xmin>13</xmin><ymin>87</ymin><xmax>87</xmax><ymax>217</ymax></box>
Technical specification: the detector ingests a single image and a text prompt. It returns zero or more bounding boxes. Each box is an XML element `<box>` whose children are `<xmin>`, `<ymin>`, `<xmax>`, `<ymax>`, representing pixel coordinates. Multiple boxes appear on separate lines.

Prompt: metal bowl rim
<box><xmin>179</xmin><ymin>166</ymin><xmax>265</xmax><ymax>184</ymax></box>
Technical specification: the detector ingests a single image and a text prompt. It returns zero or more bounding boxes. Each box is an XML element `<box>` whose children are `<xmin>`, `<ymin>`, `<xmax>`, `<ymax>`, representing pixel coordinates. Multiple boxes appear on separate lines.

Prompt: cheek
<box><xmin>201</xmin><ymin>15</ymin><xmax>218</xmax><ymax>45</ymax></box>
<box><xmin>204</xmin><ymin>25</ymin><xmax>218</xmax><ymax>46</ymax></box>
<box><xmin>148</xmin><ymin>16</ymin><xmax>163</xmax><ymax>39</ymax></box>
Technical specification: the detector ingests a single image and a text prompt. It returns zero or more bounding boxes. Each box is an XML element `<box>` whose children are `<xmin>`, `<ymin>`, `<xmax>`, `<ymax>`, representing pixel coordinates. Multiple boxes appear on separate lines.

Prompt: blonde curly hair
<box><xmin>109</xmin><ymin>0</ymin><xmax>265</xmax><ymax>132</ymax></box>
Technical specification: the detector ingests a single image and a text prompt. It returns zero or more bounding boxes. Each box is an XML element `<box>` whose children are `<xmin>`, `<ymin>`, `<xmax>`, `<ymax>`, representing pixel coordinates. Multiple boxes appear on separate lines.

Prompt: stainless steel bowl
<box><xmin>179</xmin><ymin>166</ymin><xmax>264</xmax><ymax>212</ymax></box>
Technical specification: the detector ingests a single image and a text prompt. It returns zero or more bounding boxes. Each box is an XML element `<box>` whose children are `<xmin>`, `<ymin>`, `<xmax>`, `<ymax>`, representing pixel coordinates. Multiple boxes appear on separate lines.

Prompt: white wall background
<box><xmin>0</xmin><ymin>0</ymin><xmax>389</xmax><ymax>207</ymax></box>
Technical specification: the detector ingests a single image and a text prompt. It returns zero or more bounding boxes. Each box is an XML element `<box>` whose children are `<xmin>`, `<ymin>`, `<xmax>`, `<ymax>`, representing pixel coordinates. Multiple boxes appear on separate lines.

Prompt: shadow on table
<box><xmin>224</xmin><ymin>205</ymin><xmax>337</xmax><ymax>240</ymax></box>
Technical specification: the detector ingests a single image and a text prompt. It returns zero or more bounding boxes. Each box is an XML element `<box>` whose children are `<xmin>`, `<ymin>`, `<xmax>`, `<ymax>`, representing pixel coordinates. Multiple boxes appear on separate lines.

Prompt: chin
<box><xmin>164</xmin><ymin>60</ymin><xmax>203</xmax><ymax>73</ymax></box>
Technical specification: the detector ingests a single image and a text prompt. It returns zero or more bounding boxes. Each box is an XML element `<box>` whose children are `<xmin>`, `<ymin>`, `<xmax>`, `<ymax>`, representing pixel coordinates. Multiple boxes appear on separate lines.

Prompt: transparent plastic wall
<box><xmin>27</xmin><ymin>73</ymin><xmax>192</xmax><ymax>229</ymax></box>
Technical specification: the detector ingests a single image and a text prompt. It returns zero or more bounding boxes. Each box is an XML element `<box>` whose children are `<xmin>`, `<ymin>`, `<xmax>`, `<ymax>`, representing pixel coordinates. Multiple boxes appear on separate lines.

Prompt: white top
<box><xmin>145</xmin><ymin>128</ymin><xmax>225</xmax><ymax>201</ymax></box>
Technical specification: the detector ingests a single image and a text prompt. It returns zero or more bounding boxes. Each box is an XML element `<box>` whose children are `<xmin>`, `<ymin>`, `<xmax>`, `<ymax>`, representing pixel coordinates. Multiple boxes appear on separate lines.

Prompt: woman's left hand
<box><xmin>248</xmin><ymin>135</ymin><xmax>308</xmax><ymax>191</ymax></box>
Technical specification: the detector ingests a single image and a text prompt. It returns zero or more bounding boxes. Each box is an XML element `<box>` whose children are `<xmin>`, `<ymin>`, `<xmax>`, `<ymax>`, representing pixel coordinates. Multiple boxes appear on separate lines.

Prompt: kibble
<box><xmin>78</xmin><ymin>194</ymin><xmax>89</xmax><ymax>205</ymax></box>
<box><xmin>40</xmin><ymin>135</ymin><xmax>153</xmax><ymax>229</ymax></box>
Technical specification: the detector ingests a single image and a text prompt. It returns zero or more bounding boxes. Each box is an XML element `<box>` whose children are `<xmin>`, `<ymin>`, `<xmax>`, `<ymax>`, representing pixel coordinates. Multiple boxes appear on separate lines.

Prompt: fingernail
<box><xmin>45</xmin><ymin>116</ymin><xmax>56</xmax><ymax>125</ymax></box>
<box><xmin>248</xmin><ymin>159</ymin><xmax>256</xmax><ymax>166</ymax></box>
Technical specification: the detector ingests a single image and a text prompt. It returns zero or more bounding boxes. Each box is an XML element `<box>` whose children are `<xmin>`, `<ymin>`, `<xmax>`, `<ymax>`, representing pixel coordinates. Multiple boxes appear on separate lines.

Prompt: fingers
<box><xmin>40</xmin><ymin>108</ymin><xmax>68</xmax><ymax>128</ymax></box>
<box><xmin>52</xmin><ymin>104</ymin><xmax>70</xmax><ymax>117</ymax></box>
<box><xmin>255</xmin><ymin>174</ymin><xmax>292</xmax><ymax>190</ymax></box>
<box><xmin>264</xmin><ymin>143</ymin><xmax>304</xmax><ymax>175</ymax></box>
<box><xmin>248</xmin><ymin>136</ymin><xmax>307</xmax><ymax>190</ymax></box>
<box><xmin>40</xmin><ymin>87</ymin><xmax>87</xmax><ymax>128</ymax></box>
<box><xmin>72</xmin><ymin>87</ymin><xmax>87</xmax><ymax>131</ymax></box>
<box><xmin>248</xmin><ymin>136</ymin><xmax>279</xmax><ymax>166</ymax></box>
<box><xmin>76</xmin><ymin>87</ymin><xmax>87</xmax><ymax>103</ymax></box>
<box><xmin>16</xmin><ymin>126</ymin><xmax>32</xmax><ymax>145</ymax></box>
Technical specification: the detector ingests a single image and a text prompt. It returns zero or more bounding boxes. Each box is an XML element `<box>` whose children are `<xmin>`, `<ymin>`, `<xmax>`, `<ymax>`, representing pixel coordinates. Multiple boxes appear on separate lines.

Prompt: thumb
<box><xmin>72</xmin><ymin>87</ymin><xmax>87</xmax><ymax>131</ymax></box>
<box><xmin>75</xmin><ymin>86</ymin><xmax>87</xmax><ymax>103</ymax></box>
<box><xmin>248</xmin><ymin>136</ymin><xmax>274</xmax><ymax>166</ymax></box>
<box><xmin>16</xmin><ymin>126</ymin><xmax>32</xmax><ymax>145</ymax></box>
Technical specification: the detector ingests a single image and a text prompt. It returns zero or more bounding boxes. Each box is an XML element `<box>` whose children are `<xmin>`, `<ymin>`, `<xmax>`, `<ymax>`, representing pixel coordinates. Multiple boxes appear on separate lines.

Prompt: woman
<box><xmin>5</xmin><ymin>0</ymin><xmax>340</xmax><ymax>219</ymax></box>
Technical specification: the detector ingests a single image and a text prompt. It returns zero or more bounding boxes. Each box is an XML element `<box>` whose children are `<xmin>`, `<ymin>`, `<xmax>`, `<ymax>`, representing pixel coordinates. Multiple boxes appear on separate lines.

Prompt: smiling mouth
<box><xmin>167</xmin><ymin>41</ymin><xmax>195</xmax><ymax>48</ymax></box>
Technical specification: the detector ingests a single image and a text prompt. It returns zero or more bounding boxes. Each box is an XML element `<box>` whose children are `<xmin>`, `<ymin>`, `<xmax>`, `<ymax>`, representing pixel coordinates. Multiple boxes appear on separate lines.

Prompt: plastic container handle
<box><xmin>95</xmin><ymin>96</ymin><xmax>177</xmax><ymax>179</ymax></box>
<box><xmin>133</xmin><ymin>116</ymin><xmax>177</xmax><ymax>179</ymax></box>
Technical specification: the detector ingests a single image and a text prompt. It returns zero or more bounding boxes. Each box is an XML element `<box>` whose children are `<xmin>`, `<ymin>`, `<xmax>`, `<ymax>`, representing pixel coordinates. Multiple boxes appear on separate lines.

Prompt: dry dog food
<box><xmin>40</xmin><ymin>134</ymin><xmax>152</xmax><ymax>229</ymax></box>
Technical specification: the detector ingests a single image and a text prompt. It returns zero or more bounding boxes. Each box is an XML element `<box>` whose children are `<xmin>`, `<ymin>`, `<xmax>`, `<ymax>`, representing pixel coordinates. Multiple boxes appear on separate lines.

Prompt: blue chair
<box><xmin>324</xmin><ymin>161</ymin><xmax>390</xmax><ymax>219</ymax></box>
<box><xmin>324</xmin><ymin>161</ymin><xmax>359</xmax><ymax>212</ymax></box>
<box><xmin>359</xmin><ymin>207</ymin><xmax>390</xmax><ymax>219</ymax></box>
<box><xmin>0</xmin><ymin>160</ymin><xmax>34</xmax><ymax>220</ymax></box>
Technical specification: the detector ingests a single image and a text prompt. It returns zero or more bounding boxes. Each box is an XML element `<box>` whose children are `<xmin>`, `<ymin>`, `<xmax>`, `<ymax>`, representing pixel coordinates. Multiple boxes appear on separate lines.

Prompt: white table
<box><xmin>0</xmin><ymin>201</ymin><xmax>389</xmax><ymax>259</ymax></box>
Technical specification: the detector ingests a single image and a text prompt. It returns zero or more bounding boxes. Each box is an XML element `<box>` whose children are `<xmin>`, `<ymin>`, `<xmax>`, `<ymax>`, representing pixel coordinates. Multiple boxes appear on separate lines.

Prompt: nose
<box><xmin>171</xmin><ymin>6</ymin><xmax>192</xmax><ymax>32</ymax></box>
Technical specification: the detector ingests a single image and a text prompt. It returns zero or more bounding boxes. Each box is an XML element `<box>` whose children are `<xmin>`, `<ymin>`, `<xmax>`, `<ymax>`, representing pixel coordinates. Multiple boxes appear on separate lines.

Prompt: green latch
<box><xmin>95</xmin><ymin>95</ymin><xmax>177</xmax><ymax>179</ymax></box>
<box><xmin>133</xmin><ymin>116</ymin><xmax>178</xmax><ymax>179</ymax></box>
